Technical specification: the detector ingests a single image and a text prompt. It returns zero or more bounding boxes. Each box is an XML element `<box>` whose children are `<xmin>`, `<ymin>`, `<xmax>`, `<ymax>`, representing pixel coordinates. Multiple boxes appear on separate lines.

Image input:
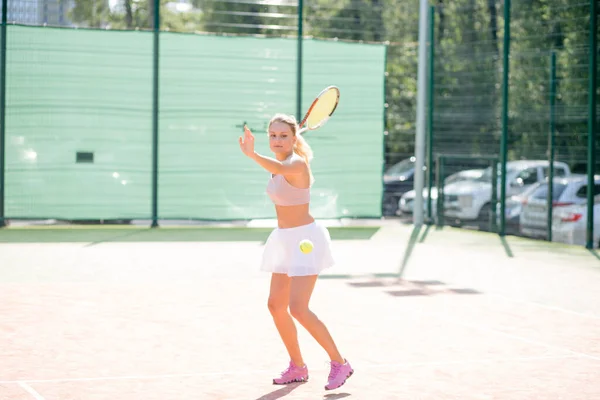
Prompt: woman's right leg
<box><xmin>268</xmin><ymin>272</ymin><xmax>304</xmax><ymax>368</ymax></box>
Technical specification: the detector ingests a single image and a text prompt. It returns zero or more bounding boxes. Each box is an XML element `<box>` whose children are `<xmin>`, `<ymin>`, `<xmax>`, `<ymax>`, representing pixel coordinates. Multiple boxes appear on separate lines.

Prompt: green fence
<box><xmin>0</xmin><ymin>24</ymin><xmax>386</xmax><ymax>222</ymax></box>
<box><xmin>427</xmin><ymin>0</ymin><xmax>599</xmax><ymax>249</ymax></box>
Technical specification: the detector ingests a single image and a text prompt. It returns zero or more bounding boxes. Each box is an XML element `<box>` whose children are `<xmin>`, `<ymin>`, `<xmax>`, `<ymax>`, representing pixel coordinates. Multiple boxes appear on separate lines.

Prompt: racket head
<box><xmin>299</xmin><ymin>86</ymin><xmax>340</xmax><ymax>132</ymax></box>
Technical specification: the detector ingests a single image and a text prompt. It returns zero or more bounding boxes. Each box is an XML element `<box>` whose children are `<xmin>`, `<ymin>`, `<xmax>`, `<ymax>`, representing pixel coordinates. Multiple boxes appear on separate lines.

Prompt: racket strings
<box><xmin>305</xmin><ymin>87</ymin><xmax>339</xmax><ymax>129</ymax></box>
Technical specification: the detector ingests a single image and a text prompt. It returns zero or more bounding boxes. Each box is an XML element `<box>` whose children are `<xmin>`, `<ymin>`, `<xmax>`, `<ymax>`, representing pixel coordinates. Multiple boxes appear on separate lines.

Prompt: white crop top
<box><xmin>266</xmin><ymin>153</ymin><xmax>312</xmax><ymax>206</ymax></box>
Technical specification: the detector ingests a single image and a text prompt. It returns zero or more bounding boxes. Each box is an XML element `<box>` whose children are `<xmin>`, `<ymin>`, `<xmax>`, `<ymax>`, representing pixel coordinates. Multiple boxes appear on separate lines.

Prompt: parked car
<box><xmin>397</xmin><ymin>168</ymin><xmax>485</xmax><ymax>217</ymax></box>
<box><xmin>498</xmin><ymin>181</ymin><xmax>543</xmax><ymax>236</ymax></box>
<box><xmin>552</xmin><ymin>195</ymin><xmax>600</xmax><ymax>248</ymax></box>
<box><xmin>520</xmin><ymin>174</ymin><xmax>600</xmax><ymax>240</ymax></box>
<box><xmin>443</xmin><ymin>160</ymin><xmax>571</xmax><ymax>230</ymax></box>
<box><xmin>382</xmin><ymin>157</ymin><xmax>421</xmax><ymax>216</ymax></box>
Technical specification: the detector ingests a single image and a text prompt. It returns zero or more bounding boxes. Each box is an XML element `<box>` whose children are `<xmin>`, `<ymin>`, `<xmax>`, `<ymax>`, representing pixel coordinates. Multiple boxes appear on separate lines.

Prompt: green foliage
<box><xmin>433</xmin><ymin>0</ymin><xmax>501</xmax><ymax>162</ymax></box>
<box><xmin>196</xmin><ymin>0</ymin><xmax>296</xmax><ymax>35</ymax></box>
<box><xmin>508</xmin><ymin>0</ymin><xmax>593</xmax><ymax>167</ymax></box>
<box><xmin>70</xmin><ymin>0</ymin><xmax>203</xmax><ymax>31</ymax></box>
<box><xmin>70</xmin><ymin>0</ymin><xmax>111</xmax><ymax>28</ymax></box>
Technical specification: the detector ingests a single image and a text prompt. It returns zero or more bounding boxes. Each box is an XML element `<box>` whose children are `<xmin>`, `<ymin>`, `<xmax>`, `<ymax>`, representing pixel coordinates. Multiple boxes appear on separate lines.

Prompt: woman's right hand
<box><xmin>239</xmin><ymin>125</ymin><xmax>255</xmax><ymax>158</ymax></box>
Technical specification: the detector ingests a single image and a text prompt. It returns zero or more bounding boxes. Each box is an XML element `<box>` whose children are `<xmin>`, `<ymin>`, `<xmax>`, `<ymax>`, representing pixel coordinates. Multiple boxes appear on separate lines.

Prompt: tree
<box><xmin>70</xmin><ymin>0</ymin><xmax>202</xmax><ymax>31</ymax></box>
<box><xmin>70</xmin><ymin>0</ymin><xmax>111</xmax><ymax>28</ymax></box>
<box><xmin>196</xmin><ymin>0</ymin><xmax>295</xmax><ymax>36</ymax></box>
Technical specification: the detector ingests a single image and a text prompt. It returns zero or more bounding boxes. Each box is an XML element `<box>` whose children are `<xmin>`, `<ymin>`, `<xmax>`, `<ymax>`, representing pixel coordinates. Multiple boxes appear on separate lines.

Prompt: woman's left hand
<box><xmin>239</xmin><ymin>125</ymin><xmax>255</xmax><ymax>158</ymax></box>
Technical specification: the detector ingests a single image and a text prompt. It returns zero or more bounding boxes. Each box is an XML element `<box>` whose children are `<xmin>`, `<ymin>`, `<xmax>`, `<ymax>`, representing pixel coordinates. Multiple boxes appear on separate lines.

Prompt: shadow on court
<box><xmin>253</xmin><ymin>384</ymin><xmax>350</xmax><ymax>400</ymax></box>
<box><xmin>398</xmin><ymin>224</ymin><xmax>428</xmax><ymax>277</ymax></box>
<box><xmin>254</xmin><ymin>382</ymin><xmax>305</xmax><ymax>400</ymax></box>
<box><xmin>500</xmin><ymin>236</ymin><xmax>514</xmax><ymax>258</ymax></box>
<box><xmin>418</xmin><ymin>224</ymin><xmax>432</xmax><ymax>243</ymax></box>
<box><xmin>323</xmin><ymin>393</ymin><xmax>352</xmax><ymax>399</ymax></box>
<box><xmin>321</xmin><ymin>272</ymin><xmax>483</xmax><ymax>298</ymax></box>
<box><xmin>84</xmin><ymin>229</ymin><xmax>150</xmax><ymax>247</ymax></box>
<box><xmin>588</xmin><ymin>249</ymin><xmax>600</xmax><ymax>260</ymax></box>
<box><xmin>351</xmin><ymin>278</ymin><xmax>482</xmax><ymax>298</ymax></box>
<box><xmin>318</xmin><ymin>223</ymin><xmax>431</xmax><ymax>285</ymax></box>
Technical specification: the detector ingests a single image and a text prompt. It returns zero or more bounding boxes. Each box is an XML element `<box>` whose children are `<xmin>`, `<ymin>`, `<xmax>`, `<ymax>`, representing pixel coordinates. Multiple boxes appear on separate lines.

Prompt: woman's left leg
<box><xmin>289</xmin><ymin>275</ymin><xmax>354</xmax><ymax>390</ymax></box>
<box><xmin>288</xmin><ymin>275</ymin><xmax>344</xmax><ymax>363</ymax></box>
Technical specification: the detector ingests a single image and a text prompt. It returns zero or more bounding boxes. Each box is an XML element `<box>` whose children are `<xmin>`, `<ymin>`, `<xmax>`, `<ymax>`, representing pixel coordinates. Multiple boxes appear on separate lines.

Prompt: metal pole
<box><xmin>547</xmin><ymin>51</ymin><xmax>556</xmax><ymax>242</ymax></box>
<box><xmin>499</xmin><ymin>0</ymin><xmax>511</xmax><ymax>236</ymax></box>
<box><xmin>491</xmin><ymin>158</ymin><xmax>498</xmax><ymax>232</ymax></box>
<box><xmin>435</xmin><ymin>155</ymin><xmax>444</xmax><ymax>228</ymax></box>
<box><xmin>296</xmin><ymin>0</ymin><xmax>303</xmax><ymax>120</ymax></box>
<box><xmin>151</xmin><ymin>0</ymin><xmax>160</xmax><ymax>228</ymax></box>
<box><xmin>586</xmin><ymin>0</ymin><xmax>597</xmax><ymax>249</ymax></box>
<box><xmin>413</xmin><ymin>0</ymin><xmax>429</xmax><ymax>227</ymax></box>
<box><xmin>0</xmin><ymin>0</ymin><xmax>7</xmax><ymax>228</ymax></box>
<box><xmin>382</xmin><ymin>46</ymin><xmax>389</xmax><ymax>217</ymax></box>
<box><xmin>427</xmin><ymin>5</ymin><xmax>435</xmax><ymax>223</ymax></box>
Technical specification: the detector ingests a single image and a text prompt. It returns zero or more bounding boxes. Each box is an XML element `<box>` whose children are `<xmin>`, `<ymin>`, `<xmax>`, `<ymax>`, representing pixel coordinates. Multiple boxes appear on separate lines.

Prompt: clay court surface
<box><xmin>1</xmin><ymin>221</ymin><xmax>599</xmax><ymax>399</ymax></box>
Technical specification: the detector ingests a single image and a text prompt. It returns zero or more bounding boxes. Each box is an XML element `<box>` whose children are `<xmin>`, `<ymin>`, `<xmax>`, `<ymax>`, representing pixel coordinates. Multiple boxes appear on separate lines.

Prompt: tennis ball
<box><xmin>299</xmin><ymin>239</ymin><xmax>314</xmax><ymax>254</ymax></box>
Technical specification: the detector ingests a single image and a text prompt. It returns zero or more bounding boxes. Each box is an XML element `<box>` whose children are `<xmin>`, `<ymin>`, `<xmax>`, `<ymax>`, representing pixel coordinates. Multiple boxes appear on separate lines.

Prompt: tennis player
<box><xmin>239</xmin><ymin>113</ymin><xmax>353</xmax><ymax>390</ymax></box>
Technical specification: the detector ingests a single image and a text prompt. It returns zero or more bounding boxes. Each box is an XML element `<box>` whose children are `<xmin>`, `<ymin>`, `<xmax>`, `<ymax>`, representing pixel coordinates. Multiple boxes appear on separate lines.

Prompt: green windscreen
<box><xmin>301</xmin><ymin>39</ymin><xmax>386</xmax><ymax>219</ymax></box>
<box><xmin>5</xmin><ymin>26</ymin><xmax>385</xmax><ymax>221</ymax></box>
<box><xmin>158</xmin><ymin>33</ymin><xmax>297</xmax><ymax>220</ymax></box>
<box><xmin>5</xmin><ymin>26</ymin><xmax>153</xmax><ymax>220</ymax></box>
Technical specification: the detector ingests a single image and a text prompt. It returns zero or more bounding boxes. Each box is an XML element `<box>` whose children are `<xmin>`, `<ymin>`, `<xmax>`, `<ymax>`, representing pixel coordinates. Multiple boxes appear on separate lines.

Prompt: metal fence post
<box><xmin>296</xmin><ymin>0</ymin><xmax>303</xmax><ymax>120</ymax></box>
<box><xmin>547</xmin><ymin>50</ymin><xmax>556</xmax><ymax>242</ymax></box>
<box><xmin>499</xmin><ymin>0</ymin><xmax>511</xmax><ymax>236</ymax></box>
<box><xmin>436</xmin><ymin>155</ymin><xmax>444</xmax><ymax>228</ymax></box>
<box><xmin>427</xmin><ymin>5</ymin><xmax>435</xmax><ymax>223</ymax></box>
<box><xmin>151</xmin><ymin>0</ymin><xmax>160</xmax><ymax>228</ymax></box>
<box><xmin>491</xmin><ymin>158</ymin><xmax>498</xmax><ymax>232</ymax></box>
<box><xmin>0</xmin><ymin>0</ymin><xmax>7</xmax><ymax>228</ymax></box>
<box><xmin>586</xmin><ymin>0</ymin><xmax>597</xmax><ymax>249</ymax></box>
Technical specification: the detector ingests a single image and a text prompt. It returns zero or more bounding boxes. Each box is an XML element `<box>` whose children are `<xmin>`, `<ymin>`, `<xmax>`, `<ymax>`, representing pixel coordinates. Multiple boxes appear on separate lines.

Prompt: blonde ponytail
<box><xmin>293</xmin><ymin>133</ymin><xmax>313</xmax><ymax>164</ymax></box>
<box><xmin>268</xmin><ymin>113</ymin><xmax>315</xmax><ymax>184</ymax></box>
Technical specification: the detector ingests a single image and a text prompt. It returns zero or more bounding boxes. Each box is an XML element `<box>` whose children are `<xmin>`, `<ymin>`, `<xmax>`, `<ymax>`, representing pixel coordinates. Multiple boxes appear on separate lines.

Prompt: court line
<box><xmin>18</xmin><ymin>382</ymin><xmax>46</xmax><ymax>400</ymax></box>
<box><xmin>487</xmin><ymin>293</ymin><xmax>600</xmax><ymax>320</ymax></box>
<box><xmin>414</xmin><ymin>308</ymin><xmax>600</xmax><ymax>363</ymax></box>
<box><xmin>0</xmin><ymin>354</ymin><xmax>577</xmax><ymax>385</ymax></box>
<box><xmin>361</xmin><ymin>354</ymin><xmax>578</xmax><ymax>369</ymax></box>
<box><xmin>403</xmin><ymin>272</ymin><xmax>600</xmax><ymax>320</ymax></box>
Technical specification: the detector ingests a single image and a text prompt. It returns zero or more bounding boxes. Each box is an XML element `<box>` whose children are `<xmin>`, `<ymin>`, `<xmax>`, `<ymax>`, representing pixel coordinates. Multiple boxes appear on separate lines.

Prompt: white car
<box><xmin>443</xmin><ymin>160</ymin><xmax>571</xmax><ymax>229</ymax></box>
<box><xmin>497</xmin><ymin>181</ymin><xmax>544</xmax><ymax>236</ymax></box>
<box><xmin>553</xmin><ymin>196</ymin><xmax>600</xmax><ymax>248</ymax></box>
<box><xmin>520</xmin><ymin>174</ymin><xmax>600</xmax><ymax>240</ymax></box>
<box><xmin>398</xmin><ymin>169</ymin><xmax>485</xmax><ymax>217</ymax></box>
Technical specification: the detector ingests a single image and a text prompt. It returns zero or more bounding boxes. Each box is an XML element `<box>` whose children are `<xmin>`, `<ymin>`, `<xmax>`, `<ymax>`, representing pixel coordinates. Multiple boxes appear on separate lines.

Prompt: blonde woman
<box><xmin>239</xmin><ymin>113</ymin><xmax>353</xmax><ymax>391</ymax></box>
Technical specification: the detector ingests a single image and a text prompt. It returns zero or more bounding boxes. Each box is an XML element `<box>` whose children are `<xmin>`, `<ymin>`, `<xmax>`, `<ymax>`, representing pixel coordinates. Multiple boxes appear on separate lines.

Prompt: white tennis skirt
<box><xmin>260</xmin><ymin>221</ymin><xmax>335</xmax><ymax>277</ymax></box>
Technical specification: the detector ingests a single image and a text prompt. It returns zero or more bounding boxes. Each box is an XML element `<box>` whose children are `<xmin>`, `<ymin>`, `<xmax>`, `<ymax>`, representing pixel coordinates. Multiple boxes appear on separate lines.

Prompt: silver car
<box><xmin>520</xmin><ymin>174</ymin><xmax>600</xmax><ymax>240</ymax></box>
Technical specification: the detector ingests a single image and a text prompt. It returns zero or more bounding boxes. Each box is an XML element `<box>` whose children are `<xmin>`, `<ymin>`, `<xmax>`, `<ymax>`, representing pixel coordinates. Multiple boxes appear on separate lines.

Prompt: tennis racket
<box><xmin>298</xmin><ymin>86</ymin><xmax>340</xmax><ymax>135</ymax></box>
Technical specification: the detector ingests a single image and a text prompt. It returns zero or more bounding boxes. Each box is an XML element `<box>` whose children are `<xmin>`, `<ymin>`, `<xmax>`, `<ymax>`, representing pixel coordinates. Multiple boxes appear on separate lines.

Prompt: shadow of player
<box><xmin>253</xmin><ymin>382</ymin><xmax>306</xmax><ymax>400</ymax></box>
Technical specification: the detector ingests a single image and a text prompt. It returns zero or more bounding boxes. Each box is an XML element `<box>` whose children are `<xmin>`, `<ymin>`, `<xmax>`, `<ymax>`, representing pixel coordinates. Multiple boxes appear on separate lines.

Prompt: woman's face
<box><xmin>268</xmin><ymin>121</ymin><xmax>296</xmax><ymax>155</ymax></box>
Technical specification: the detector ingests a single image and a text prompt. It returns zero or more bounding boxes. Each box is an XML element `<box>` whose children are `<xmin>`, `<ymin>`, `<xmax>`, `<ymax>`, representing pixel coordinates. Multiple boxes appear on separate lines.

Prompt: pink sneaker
<box><xmin>325</xmin><ymin>359</ymin><xmax>353</xmax><ymax>390</ymax></box>
<box><xmin>272</xmin><ymin>361</ymin><xmax>309</xmax><ymax>385</ymax></box>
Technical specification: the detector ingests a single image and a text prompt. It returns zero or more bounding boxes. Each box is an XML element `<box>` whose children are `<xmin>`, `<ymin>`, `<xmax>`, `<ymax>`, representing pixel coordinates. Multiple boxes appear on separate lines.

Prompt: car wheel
<box><xmin>383</xmin><ymin>196</ymin><xmax>399</xmax><ymax>216</ymax></box>
<box><xmin>477</xmin><ymin>203</ymin><xmax>492</xmax><ymax>231</ymax></box>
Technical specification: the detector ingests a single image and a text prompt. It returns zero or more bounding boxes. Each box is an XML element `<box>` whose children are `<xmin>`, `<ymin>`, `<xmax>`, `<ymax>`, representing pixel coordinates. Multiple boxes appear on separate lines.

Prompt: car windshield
<box><xmin>475</xmin><ymin>166</ymin><xmax>518</xmax><ymax>182</ymax></box>
<box><xmin>445</xmin><ymin>170</ymin><xmax>483</xmax><ymax>185</ymax></box>
<box><xmin>531</xmin><ymin>182</ymin><xmax>568</xmax><ymax>200</ymax></box>
<box><xmin>385</xmin><ymin>157</ymin><xmax>415</xmax><ymax>177</ymax></box>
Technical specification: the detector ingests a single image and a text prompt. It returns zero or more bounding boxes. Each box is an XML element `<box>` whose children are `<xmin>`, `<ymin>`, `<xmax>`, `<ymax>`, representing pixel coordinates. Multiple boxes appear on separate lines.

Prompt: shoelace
<box><xmin>279</xmin><ymin>364</ymin><xmax>293</xmax><ymax>377</ymax></box>
<box><xmin>327</xmin><ymin>362</ymin><xmax>341</xmax><ymax>380</ymax></box>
